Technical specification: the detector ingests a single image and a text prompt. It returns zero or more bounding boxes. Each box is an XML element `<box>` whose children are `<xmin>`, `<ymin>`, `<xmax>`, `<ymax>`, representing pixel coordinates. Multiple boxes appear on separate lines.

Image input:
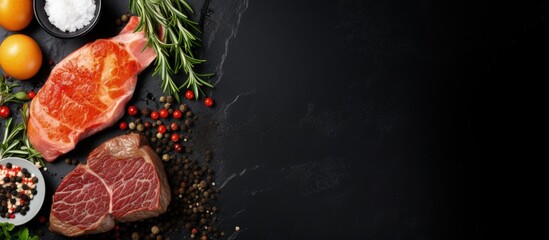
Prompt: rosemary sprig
<box><xmin>0</xmin><ymin>118</ymin><xmax>24</xmax><ymax>159</ymax></box>
<box><xmin>129</xmin><ymin>0</ymin><xmax>213</xmax><ymax>102</ymax></box>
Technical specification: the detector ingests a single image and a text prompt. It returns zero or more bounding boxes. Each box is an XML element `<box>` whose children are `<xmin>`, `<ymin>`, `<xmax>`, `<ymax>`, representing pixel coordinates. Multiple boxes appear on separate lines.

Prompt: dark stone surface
<box><xmin>4</xmin><ymin>0</ymin><xmax>545</xmax><ymax>239</ymax></box>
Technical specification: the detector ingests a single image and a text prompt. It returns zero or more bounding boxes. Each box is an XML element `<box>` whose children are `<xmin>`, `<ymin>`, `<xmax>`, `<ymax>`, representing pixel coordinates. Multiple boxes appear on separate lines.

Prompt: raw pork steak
<box><xmin>49</xmin><ymin>134</ymin><xmax>171</xmax><ymax>237</ymax></box>
<box><xmin>28</xmin><ymin>16</ymin><xmax>156</xmax><ymax>162</ymax></box>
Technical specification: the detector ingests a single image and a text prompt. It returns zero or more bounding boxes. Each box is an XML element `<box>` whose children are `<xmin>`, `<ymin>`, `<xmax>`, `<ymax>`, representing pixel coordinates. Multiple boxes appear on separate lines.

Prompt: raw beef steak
<box><xmin>28</xmin><ymin>16</ymin><xmax>156</xmax><ymax>162</ymax></box>
<box><xmin>49</xmin><ymin>134</ymin><xmax>171</xmax><ymax>237</ymax></box>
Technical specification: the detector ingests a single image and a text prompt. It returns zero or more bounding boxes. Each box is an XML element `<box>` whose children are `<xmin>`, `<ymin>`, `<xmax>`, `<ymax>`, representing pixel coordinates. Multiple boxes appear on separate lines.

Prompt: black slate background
<box><xmin>2</xmin><ymin>0</ymin><xmax>546</xmax><ymax>239</ymax></box>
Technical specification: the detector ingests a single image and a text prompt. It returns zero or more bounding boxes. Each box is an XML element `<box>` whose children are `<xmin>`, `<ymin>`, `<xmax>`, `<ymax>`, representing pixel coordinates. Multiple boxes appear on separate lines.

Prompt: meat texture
<box><xmin>28</xmin><ymin>16</ymin><xmax>156</xmax><ymax>162</ymax></box>
<box><xmin>49</xmin><ymin>134</ymin><xmax>171</xmax><ymax>237</ymax></box>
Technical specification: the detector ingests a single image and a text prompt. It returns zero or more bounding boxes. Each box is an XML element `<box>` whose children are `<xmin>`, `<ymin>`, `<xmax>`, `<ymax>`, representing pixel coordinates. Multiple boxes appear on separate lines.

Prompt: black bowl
<box><xmin>33</xmin><ymin>0</ymin><xmax>102</xmax><ymax>38</ymax></box>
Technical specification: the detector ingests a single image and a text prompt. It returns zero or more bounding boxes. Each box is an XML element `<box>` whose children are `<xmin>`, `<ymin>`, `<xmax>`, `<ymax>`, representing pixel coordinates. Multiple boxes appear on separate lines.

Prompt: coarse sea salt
<box><xmin>45</xmin><ymin>0</ymin><xmax>96</xmax><ymax>33</ymax></box>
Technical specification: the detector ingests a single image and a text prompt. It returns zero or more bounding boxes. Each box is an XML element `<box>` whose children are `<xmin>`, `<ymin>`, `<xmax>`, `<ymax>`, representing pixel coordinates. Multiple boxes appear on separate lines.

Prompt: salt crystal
<box><xmin>45</xmin><ymin>0</ymin><xmax>96</xmax><ymax>32</ymax></box>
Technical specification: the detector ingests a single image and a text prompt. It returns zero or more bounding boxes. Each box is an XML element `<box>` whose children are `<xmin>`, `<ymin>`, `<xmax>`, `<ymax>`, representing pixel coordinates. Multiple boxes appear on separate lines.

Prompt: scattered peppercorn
<box><xmin>157</xmin><ymin>125</ymin><xmax>167</xmax><ymax>134</ymax></box>
<box><xmin>179</xmin><ymin>104</ymin><xmax>188</xmax><ymax>112</ymax></box>
<box><xmin>174</xmin><ymin>143</ymin><xmax>183</xmax><ymax>153</ymax></box>
<box><xmin>151</xmin><ymin>111</ymin><xmax>160</xmax><ymax>120</ymax></box>
<box><xmin>185</xmin><ymin>119</ymin><xmax>192</xmax><ymax>127</ymax></box>
<box><xmin>170</xmin><ymin>122</ymin><xmax>179</xmax><ymax>131</ymax></box>
<box><xmin>204</xmin><ymin>97</ymin><xmax>214</xmax><ymax>107</ymax></box>
<box><xmin>159</xmin><ymin>109</ymin><xmax>169</xmax><ymax>118</ymax></box>
<box><xmin>132</xmin><ymin>232</ymin><xmax>140</xmax><ymax>240</ymax></box>
<box><xmin>151</xmin><ymin>226</ymin><xmax>160</xmax><ymax>235</ymax></box>
<box><xmin>27</xmin><ymin>90</ymin><xmax>36</xmax><ymax>99</ymax></box>
<box><xmin>127</xmin><ymin>105</ymin><xmax>139</xmax><ymax>116</ymax></box>
<box><xmin>172</xmin><ymin>109</ymin><xmax>182</xmax><ymax>119</ymax></box>
<box><xmin>185</xmin><ymin>90</ymin><xmax>194</xmax><ymax>100</ymax></box>
<box><xmin>170</xmin><ymin>133</ymin><xmax>179</xmax><ymax>142</ymax></box>
<box><xmin>121</xmin><ymin>14</ymin><xmax>129</xmax><ymax>22</ymax></box>
<box><xmin>137</xmin><ymin>124</ymin><xmax>145</xmax><ymax>132</ymax></box>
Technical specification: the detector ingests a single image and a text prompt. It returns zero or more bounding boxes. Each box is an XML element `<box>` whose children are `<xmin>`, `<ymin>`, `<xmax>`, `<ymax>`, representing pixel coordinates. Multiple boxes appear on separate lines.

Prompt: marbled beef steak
<box><xmin>49</xmin><ymin>134</ymin><xmax>171</xmax><ymax>237</ymax></box>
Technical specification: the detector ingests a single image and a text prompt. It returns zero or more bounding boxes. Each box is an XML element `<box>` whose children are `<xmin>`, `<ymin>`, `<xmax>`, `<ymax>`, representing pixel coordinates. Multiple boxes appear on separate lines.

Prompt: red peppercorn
<box><xmin>173</xmin><ymin>109</ymin><xmax>182</xmax><ymax>119</ymax></box>
<box><xmin>157</xmin><ymin>125</ymin><xmax>167</xmax><ymax>134</ymax></box>
<box><xmin>151</xmin><ymin>111</ymin><xmax>160</xmax><ymax>120</ymax></box>
<box><xmin>191</xmin><ymin>228</ymin><xmax>198</xmax><ymax>235</ymax></box>
<box><xmin>0</xmin><ymin>106</ymin><xmax>10</xmax><ymax>119</ymax></box>
<box><xmin>127</xmin><ymin>105</ymin><xmax>138</xmax><ymax>116</ymax></box>
<box><xmin>159</xmin><ymin>109</ymin><xmax>169</xmax><ymax>118</ymax></box>
<box><xmin>170</xmin><ymin>133</ymin><xmax>179</xmax><ymax>142</ymax></box>
<box><xmin>174</xmin><ymin>143</ymin><xmax>183</xmax><ymax>153</ymax></box>
<box><xmin>27</xmin><ymin>90</ymin><xmax>36</xmax><ymax>99</ymax></box>
<box><xmin>170</xmin><ymin>122</ymin><xmax>179</xmax><ymax>131</ymax></box>
<box><xmin>185</xmin><ymin>90</ymin><xmax>195</xmax><ymax>100</ymax></box>
<box><xmin>204</xmin><ymin>97</ymin><xmax>214</xmax><ymax>107</ymax></box>
<box><xmin>144</xmin><ymin>122</ymin><xmax>151</xmax><ymax>129</ymax></box>
<box><xmin>119</xmin><ymin>121</ymin><xmax>128</xmax><ymax>130</ymax></box>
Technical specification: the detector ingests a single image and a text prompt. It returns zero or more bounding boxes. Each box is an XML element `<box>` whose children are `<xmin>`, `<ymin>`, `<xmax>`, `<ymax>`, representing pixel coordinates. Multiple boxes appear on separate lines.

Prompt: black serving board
<box><xmin>6</xmin><ymin>0</ymin><xmax>542</xmax><ymax>239</ymax></box>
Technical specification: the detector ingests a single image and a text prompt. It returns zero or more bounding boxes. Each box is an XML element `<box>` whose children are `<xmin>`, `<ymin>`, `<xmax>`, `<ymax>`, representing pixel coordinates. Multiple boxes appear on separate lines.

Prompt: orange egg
<box><xmin>0</xmin><ymin>34</ymin><xmax>43</xmax><ymax>80</ymax></box>
<box><xmin>0</xmin><ymin>0</ymin><xmax>33</xmax><ymax>31</ymax></box>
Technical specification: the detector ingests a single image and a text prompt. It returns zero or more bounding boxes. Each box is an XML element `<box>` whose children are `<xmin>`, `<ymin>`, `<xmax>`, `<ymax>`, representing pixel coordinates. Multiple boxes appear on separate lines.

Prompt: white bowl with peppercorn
<box><xmin>0</xmin><ymin>157</ymin><xmax>46</xmax><ymax>226</ymax></box>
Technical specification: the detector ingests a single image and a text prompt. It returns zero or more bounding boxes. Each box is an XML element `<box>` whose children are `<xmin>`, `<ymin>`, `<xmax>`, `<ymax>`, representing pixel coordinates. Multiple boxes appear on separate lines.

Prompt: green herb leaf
<box><xmin>14</xmin><ymin>91</ymin><xmax>30</xmax><ymax>101</ymax></box>
<box><xmin>18</xmin><ymin>227</ymin><xmax>29</xmax><ymax>240</ymax></box>
<box><xmin>4</xmin><ymin>223</ymin><xmax>15</xmax><ymax>231</ymax></box>
<box><xmin>0</xmin><ymin>223</ymin><xmax>38</xmax><ymax>240</ymax></box>
<box><xmin>1</xmin><ymin>222</ymin><xmax>14</xmax><ymax>238</ymax></box>
<box><xmin>0</xmin><ymin>76</ymin><xmax>30</xmax><ymax>106</ymax></box>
